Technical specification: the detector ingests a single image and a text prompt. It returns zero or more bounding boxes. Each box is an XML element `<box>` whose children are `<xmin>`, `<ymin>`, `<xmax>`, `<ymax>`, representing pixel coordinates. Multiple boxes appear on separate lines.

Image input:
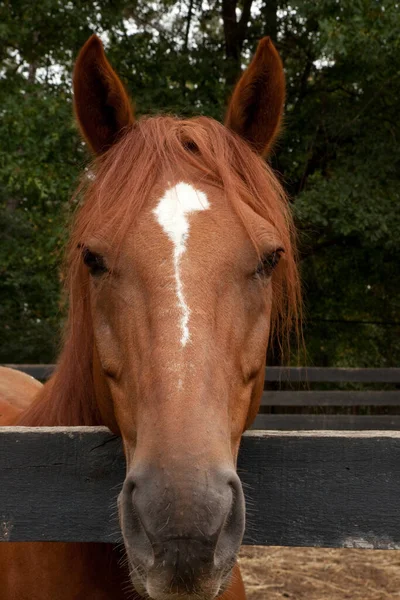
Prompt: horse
<box><xmin>0</xmin><ymin>366</ymin><xmax>42</xmax><ymax>424</ymax></box>
<box><xmin>0</xmin><ymin>34</ymin><xmax>300</xmax><ymax>600</ymax></box>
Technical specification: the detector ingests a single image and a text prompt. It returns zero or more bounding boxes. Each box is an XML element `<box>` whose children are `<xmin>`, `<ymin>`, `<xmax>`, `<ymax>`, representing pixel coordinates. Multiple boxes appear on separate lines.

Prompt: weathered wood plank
<box><xmin>261</xmin><ymin>391</ymin><xmax>400</xmax><ymax>406</ymax></box>
<box><xmin>253</xmin><ymin>414</ymin><xmax>400</xmax><ymax>430</ymax></box>
<box><xmin>2</xmin><ymin>427</ymin><xmax>400</xmax><ymax>549</ymax></box>
<box><xmin>4</xmin><ymin>365</ymin><xmax>400</xmax><ymax>384</ymax></box>
<box><xmin>265</xmin><ymin>367</ymin><xmax>400</xmax><ymax>383</ymax></box>
<box><xmin>2</xmin><ymin>364</ymin><xmax>55</xmax><ymax>380</ymax></box>
<box><xmin>0</xmin><ymin>427</ymin><xmax>123</xmax><ymax>544</ymax></box>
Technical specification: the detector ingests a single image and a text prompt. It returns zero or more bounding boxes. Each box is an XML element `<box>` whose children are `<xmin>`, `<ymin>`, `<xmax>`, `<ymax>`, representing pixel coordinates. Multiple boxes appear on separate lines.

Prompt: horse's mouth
<box><xmin>124</xmin><ymin>543</ymin><xmax>235</xmax><ymax>600</ymax></box>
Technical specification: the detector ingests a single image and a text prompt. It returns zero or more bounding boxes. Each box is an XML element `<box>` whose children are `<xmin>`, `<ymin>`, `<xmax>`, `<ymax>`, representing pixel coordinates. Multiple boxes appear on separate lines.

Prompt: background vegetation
<box><xmin>1</xmin><ymin>0</ymin><xmax>399</xmax><ymax>366</ymax></box>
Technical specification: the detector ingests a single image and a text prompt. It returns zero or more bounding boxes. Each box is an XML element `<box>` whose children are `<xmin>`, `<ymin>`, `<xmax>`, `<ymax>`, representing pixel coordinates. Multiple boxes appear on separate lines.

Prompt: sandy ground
<box><xmin>239</xmin><ymin>546</ymin><xmax>400</xmax><ymax>599</ymax></box>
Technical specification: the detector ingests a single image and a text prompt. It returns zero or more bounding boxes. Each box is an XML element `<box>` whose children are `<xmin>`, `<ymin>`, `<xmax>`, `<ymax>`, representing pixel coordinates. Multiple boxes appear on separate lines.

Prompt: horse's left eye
<box><xmin>254</xmin><ymin>248</ymin><xmax>284</xmax><ymax>278</ymax></box>
<box><xmin>82</xmin><ymin>247</ymin><xmax>108</xmax><ymax>276</ymax></box>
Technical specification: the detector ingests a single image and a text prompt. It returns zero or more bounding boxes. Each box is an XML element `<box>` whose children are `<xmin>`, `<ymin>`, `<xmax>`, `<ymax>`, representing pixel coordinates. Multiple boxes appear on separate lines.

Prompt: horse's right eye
<box><xmin>82</xmin><ymin>247</ymin><xmax>108</xmax><ymax>276</ymax></box>
<box><xmin>254</xmin><ymin>248</ymin><xmax>284</xmax><ymax>279</ymax></box>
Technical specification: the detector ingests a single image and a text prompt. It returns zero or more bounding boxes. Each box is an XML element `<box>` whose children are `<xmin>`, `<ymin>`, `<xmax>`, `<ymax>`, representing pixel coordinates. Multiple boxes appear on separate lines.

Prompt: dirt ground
<box><xmin>239</xmin><ymin>546</ymin><xmax>400</xmax><ymax>599</ymax></box>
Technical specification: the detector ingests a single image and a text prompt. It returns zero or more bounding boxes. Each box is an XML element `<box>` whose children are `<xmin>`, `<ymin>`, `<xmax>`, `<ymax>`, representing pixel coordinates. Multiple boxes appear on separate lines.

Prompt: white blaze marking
<box><xmin>153</xmin><ymin>182</ymin><xmax>210</xmax><ymax>347</ymax></box>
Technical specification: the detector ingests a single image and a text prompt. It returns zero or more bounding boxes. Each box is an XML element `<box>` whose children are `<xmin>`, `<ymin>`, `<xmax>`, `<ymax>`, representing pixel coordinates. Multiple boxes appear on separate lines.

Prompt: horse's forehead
<box><xmin>128</xmin><ymin>180</ymin><xmax>247</xmax><ymax>261</ymax></box>
<box><xmin>147</xmin><ymin>179</ymin><xmax>230</xmax><ymax>218</ymax></box>
<box><xmin>152</xmin><ymin>182</ymin><xmax>211</xmax><ymax>245</ymax></box>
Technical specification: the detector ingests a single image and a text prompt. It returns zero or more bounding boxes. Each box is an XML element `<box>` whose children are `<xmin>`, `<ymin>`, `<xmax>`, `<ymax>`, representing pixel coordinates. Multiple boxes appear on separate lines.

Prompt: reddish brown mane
<box><xmin>19</xmin><ymin>115</ymin><xmax>300</xmax><ymax>427</ymax></box>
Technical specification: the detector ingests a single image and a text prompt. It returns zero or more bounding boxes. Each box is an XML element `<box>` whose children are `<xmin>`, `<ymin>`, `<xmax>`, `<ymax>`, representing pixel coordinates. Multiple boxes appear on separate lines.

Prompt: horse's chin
<box><xmin>128</xmin><ymin>561</ymin><xmax>233</xmax><ymax>600</ymax></box>
<box><xmin>144</xmin><ymin>587</ymin><xmax>221</xmax><ymax>600</ymax></box>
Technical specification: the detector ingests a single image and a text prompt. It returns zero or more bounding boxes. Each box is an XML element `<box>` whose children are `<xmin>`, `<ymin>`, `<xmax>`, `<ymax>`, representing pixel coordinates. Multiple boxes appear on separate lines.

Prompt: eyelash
<box><xmin>81</xmin><ymin>247</ymin><xmax>108</xmax><ymax>276</ymax></box>
<box><xmin>254</xmin><ymin>249</ymin><xmax>284</xmax><ymax>279</ymax></box>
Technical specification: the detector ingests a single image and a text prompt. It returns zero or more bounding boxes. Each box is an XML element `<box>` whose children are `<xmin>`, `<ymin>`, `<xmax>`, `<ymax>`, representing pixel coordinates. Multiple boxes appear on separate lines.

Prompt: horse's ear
<box><xmin>224</xmin><ymin>37</ymin><xmax>285</xmax><ymax>157</ymax></box>
<box><xmin>73</xmin><ymin>35</ymin><xmax>134</xmax><ymax>155</ymax></box>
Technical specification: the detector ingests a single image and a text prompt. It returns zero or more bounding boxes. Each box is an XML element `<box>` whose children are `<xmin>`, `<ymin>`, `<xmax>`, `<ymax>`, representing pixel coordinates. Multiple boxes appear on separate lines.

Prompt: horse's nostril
<box><xmin>214</xmin><ymin>471</ymin><xmax>245</xmax><ymax>570</ymax></box>
<box><xmin>119</xmin><ymin>472</ymin><xmax>154</xmax><ymax>567</ymax></box>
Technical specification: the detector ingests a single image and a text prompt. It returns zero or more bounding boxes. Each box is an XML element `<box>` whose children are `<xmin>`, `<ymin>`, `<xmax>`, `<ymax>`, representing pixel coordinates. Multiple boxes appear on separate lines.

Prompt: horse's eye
<box><xmin>82</xmin><ymin>247</ymin><xmax>108</xmax><ymax>276</ymax></box>
<box><xmin>254</xmin><ymin>248</ymin><xmax>284</xmax><ymax>278</ymax></box>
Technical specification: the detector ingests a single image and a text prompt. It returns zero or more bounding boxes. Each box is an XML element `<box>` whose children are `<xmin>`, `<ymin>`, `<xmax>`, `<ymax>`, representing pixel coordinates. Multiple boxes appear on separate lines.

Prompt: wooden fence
<box><xmin>258</xmin><ymin>366</ymin><xmax>400</xmax><ymax>430</ymax></box>
<box><xmin>2</xmin><ymin>426</ymin><xmax>400</xmax><ymax>549</ymax></box>
<box><xmin>5</xmin><ymin>364</ymin><xmax>400</xmax><ymax>430</ymax></box>
<box><xmin>2</xmin><ymin>366</ymin><xmax>400</xmax><ymax>548</ymax></box>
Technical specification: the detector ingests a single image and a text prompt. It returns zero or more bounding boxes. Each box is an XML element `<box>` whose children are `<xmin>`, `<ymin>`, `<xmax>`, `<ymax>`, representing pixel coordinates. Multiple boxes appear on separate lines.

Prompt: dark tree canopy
<box><xmin>1</xmin><ymin>0</ymin><xmax>399</xmax><ymax>367</ymax></box>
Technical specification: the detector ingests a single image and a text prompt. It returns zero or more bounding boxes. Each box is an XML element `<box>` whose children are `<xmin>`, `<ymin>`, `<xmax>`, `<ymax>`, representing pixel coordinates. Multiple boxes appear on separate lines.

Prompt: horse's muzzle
<box><xmin>118</xmin><ymin>464</ymin><xmax>245</xmax><ymax>599</ymax></box>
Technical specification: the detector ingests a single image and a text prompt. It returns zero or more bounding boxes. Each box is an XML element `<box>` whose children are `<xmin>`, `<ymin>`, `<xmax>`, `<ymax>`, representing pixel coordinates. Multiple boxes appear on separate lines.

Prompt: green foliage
<box><xmin>0</xmin><ymin>0</ymin><xmax>399</xmax><ymax>366</ymax></box>
<box><xmin>282</xmin><ymin>0</ymin><xmax>400</xmax><ymax>366</ymax></box>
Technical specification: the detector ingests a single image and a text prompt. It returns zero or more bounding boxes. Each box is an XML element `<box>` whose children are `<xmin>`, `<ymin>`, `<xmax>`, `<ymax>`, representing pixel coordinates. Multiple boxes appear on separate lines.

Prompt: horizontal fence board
<box><xmin>4</xmin><ymin>365</ymin><xmax>400</xmax><ymax>384</ymax></box>
<box><xmin>2</xmin><ymin>427</ymin><xmax>400</xmax><ymax>549</ymax></box>
<box><xmin>261</xmin><ymin>391</ymin><xmax>400</xmax><ymax>406</ymax></box>
<box><xmin>265</xmin><ymin>367</ymin><xmax>400</xmax><ymax>383</ymax></box>
<box><xmin>253</xmin><ymin>414</ymin><xmax>400</xmax><ymax>430</ymax></box>
<box><xmin>3</xmin><ymin>364</ymin><xmax>55</xmax><ymax>379</ymax></box>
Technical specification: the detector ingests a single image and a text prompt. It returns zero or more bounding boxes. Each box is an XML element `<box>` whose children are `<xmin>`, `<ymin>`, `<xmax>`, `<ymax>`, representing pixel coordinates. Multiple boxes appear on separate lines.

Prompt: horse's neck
<box><xmin>17</xmin><ymin>359</ymin><xmax>103</xmax><ymax>427</ymax></box>
<box><xmin>15</xmin><ymin>286</ymin><xmax>107</xmax><ymax>427</ymax></box>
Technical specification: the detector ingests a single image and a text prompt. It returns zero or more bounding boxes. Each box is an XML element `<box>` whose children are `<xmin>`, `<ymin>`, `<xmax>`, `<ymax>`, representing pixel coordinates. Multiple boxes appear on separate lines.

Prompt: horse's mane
<box><xmin>19</xmin><ymin>115</ymin><xmax>300</xmax><ymax>427</ymax></box>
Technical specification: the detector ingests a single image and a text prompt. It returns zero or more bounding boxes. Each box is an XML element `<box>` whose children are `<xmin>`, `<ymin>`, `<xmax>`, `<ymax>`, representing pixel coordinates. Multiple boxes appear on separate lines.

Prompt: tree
<box><xmin>0</xmin><ymin>0</ymin><xmax>399</xmax><ymax>367</ymax></box>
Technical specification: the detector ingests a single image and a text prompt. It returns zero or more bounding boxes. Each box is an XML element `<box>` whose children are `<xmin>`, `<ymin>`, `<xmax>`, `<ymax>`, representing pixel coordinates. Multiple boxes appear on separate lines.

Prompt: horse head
<box><xmin>69</xmin><ymin>34</ymin><xmax>299</xmax><ymax>600</ymax></box>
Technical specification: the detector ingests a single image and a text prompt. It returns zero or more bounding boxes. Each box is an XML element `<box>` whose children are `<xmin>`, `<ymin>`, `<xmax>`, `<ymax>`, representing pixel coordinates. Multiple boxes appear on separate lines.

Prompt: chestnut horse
<box><xmin>0</xmin><ymin>367</ymin><xmax>42</xmax><ymax>424</ymax></box>
<box><xmin>0</xmin><ymin>35</ymin><xmax>300</xmax><ymax>600</ymax></box>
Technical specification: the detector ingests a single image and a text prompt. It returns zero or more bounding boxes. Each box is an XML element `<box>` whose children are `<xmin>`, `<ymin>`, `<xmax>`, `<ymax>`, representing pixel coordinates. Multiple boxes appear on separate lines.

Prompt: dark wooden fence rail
<box><xmin>5</xmin><ymin>364</ymin><xmax>400</xmax><ymax>430</ymax></box>
<box><xmin>265</xmin><ymin>367</ymin><xmax>400</xmax><ymax>383</ymax></box>
<box><xmin>4</xmin><ymin>364</ymin><xmax>56</xmax><ymax>379</ymax></box>
<box><xmin>2</xmin><ymin>426</ymin><xmax>400</xmax><ymax>549</ymax></box>
<box><xmin>261</xmin><ymin>367</ymin><xmax>400</xmax><ymax>430</ymax></box>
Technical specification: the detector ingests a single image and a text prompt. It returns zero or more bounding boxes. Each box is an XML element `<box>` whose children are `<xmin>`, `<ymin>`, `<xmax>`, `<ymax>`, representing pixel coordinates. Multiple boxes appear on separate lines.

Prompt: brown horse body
<box><xmin>1</xmin><ymin>34</ymin><xmax>299</xmax><ymax>600</ymax></box>
<box><xmin>0</xmin><ymin>367</ymin><xmax>42</xmax><ymax>424</ymax></box>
